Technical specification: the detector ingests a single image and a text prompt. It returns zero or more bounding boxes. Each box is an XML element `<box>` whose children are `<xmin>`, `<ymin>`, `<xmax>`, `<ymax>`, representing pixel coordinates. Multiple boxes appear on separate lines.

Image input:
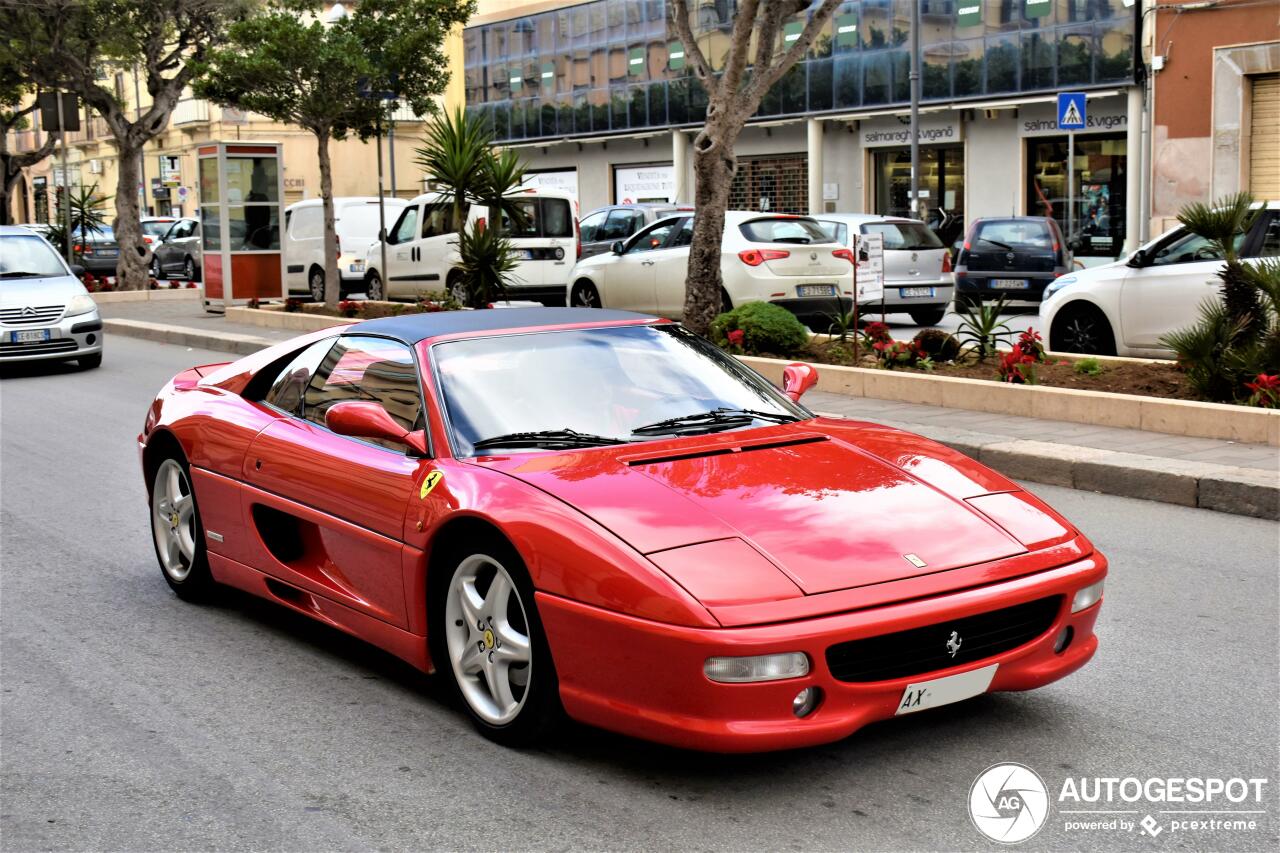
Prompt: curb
<box><xmin>102</xmin><ymin>318</ymin><xmax>1278</xmax><ymax>520</ymax></box>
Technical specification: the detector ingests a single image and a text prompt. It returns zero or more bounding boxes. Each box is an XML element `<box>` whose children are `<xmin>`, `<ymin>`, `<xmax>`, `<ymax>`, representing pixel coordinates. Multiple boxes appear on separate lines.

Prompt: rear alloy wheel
<box><xmin>1051</xmin><ymin>302</ymin><xmax>1116</xmax><ymax>356</ymax></box>
<box><xmin>150</xmin><ymin>456</ymin><xmax>215</xmax><ymax>602</ymax></box>
<box><xmin>183</xmin><ymin>256</ymin><xmax>196</xmax><ymax>282</ymax></box>
<box><xmin>436</xmin><ymin>542</ymin><xmax>561</xmax><ymax>746</ymax></box>
<box><xmin>571</xmin><ymin>280</ymin><xmax>601</xmax><ymax>308</ymax></box>
<box><xmin>366</xmin><ymin>271</ymin><xmax>385</xmax><ymax>301</ymax></box>
<box><xmin>309</xmin><ymin>267</ymin><xmax>325</xmax><ymax>302</ymax></box>
<box><xmin>909</xmin><ymin>307</ymin><xmax>947</xmax><ymax>326</ymax></box>
<box><xmin>448</xmin><ymin>272</ymin><xmax>468</xmax><ymax>306</ymax></box>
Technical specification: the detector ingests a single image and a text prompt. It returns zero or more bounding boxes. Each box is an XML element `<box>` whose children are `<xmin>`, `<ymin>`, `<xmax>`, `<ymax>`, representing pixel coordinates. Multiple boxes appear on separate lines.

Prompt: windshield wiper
<box><xmin>631</xmin><ymin>407</ymin><xmax>799</xmax><ymax>436</ymax></box>
<box><xmin>977</xmin><ymin>237</ymin><xmax>1014</xmax><ymax>251</ymax></box>
<box><xmin>471</xmin><ymin>428</ymin><xmax>629</xmax><ymax>451</ymax></box>
<box><xmin>0</xmin><ymin>271</ymin><xmax>42</xmax><ymax>278</ymax></box>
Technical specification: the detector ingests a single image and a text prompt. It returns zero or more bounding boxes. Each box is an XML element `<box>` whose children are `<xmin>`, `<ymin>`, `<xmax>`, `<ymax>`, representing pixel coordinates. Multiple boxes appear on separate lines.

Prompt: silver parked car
<box><xmin>151</xmin><ymin>217</ymin><xmax>201</xmax><ymax>280</ymax></box>
<box><xmin>577</xmin><ymin>203</ymin><xmax>693</xmax><ymax>259</ymax></box>
<box><xmin>0</xmin><ymin>225</ymin><xmax>104</xmax><ymax>369</ymax></box>
<box><xmin>815</xmin><ymin>213</ymin><xmax>955</xmax><ymax>326</ymax></box>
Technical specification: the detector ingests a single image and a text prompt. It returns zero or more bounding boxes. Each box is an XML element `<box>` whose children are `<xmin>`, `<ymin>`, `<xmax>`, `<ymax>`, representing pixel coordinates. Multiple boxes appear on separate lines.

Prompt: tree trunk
<box><xmin>682</xmin><ymin>126</ymin><xmax>738</xmax><ymax>335</ymax></box>
<box><xmin>0</xmin><ymin>172</ymin><xmax>16</xmax><ymax>225</ymax></box>
<box><xmin>316</xmin><ymin>130</ymin><xmax>339</xmax><ymax>309</ymax></box>
<box><xmin>112</xmin><ymin>143</ymin><xmax>151</xmax><ymax>290</ymax></box>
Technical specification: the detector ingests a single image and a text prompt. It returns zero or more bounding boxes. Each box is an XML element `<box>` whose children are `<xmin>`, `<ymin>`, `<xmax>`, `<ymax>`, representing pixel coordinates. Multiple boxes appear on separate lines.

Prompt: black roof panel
<box><xmin>347</xmin><ymin>307</ymin><xmax>657</xmax><ymax>344</ymax></box>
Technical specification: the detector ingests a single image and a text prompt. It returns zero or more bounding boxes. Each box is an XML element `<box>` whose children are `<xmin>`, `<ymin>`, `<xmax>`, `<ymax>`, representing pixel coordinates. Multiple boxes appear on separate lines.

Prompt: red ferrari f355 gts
<box><xmin>139</xmin><ymin>308</ymin><xmax>1105</xmax><ymax>751</ymax></box>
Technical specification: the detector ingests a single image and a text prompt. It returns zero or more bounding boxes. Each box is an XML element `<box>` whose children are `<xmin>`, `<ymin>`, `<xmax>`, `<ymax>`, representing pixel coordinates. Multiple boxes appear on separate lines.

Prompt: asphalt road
<box><xmin>2</xmin><ymin>336</ymin><xmax>1276</xmax><ymax>852</ymax></box>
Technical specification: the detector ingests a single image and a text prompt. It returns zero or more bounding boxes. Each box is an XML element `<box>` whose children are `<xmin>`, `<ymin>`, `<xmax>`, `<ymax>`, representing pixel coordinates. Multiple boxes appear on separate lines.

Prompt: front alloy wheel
<box><xmin>150</xmin><ymin>457</ymin><xmax>214</xmax><ymax>601</ymax></box>
<box><xmin>571</xmin><ymin>281</ymin><xmax>601</xmax><ymax>308</ymax></box>
<box><xmin>309</xmin><ymin>268</ymin><xmax>325</xmax><ymax>302</ymax></box>
<box><xmin>366</xmin><ymin>270</ymin><xmax>385</xmax><ymax>301</ymax></box>
<box><xmin>1052</xmin><ymin>303</ymin><xmax>1116</xmax><ymax>356</ymax></box>
<box><xmin>183</xmin><ymin>256</ymin><xmax>196</xmax><ymax>281</ymax></box>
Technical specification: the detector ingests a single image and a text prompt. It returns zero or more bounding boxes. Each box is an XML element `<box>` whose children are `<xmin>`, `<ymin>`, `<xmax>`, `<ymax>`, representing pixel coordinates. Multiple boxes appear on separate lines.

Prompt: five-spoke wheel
<box><xmin>150</xmin><ymin>455</ymin><xmax>214</xmax><ymax>601</ymax></box>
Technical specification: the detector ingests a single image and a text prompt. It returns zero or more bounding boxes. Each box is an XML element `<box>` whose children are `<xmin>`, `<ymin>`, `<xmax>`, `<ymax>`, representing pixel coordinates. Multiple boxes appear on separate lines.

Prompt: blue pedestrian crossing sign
<box><xmin>1057</xmin><ymin>92</ymin><xmax>1087</xmax><ymax>130</ymax></box>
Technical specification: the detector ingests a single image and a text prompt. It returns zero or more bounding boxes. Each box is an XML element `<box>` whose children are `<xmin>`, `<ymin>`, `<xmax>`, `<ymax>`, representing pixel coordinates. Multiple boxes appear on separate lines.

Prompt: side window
<box><xmin>421</xmin><ymin>203</ymin><xmax>468</xmax><ymax>238</ymax></box>
<box><xmin>261</xmin><ymin>338</ymin><xmax>338</xmax><ymax>416</ymax></box>
<box><xmin>600</xmin><ymin>210</ymin><xmax>634</xmax><ymax>241</ymax></box>
<box><xmin>391</xmin><ymin>206</ymin><xmax>419</xmax><ymax>245</ymax></box>
<box><xmin>579</xmin><ymin>210</ymin><xmax>607</xmax><ymax>242</ymax></box>
<box><xmin>1257</xmin><ymin>214</ymin><xmax>1280</xmax><ymax>258</ymax></box>
<box><xmin>1150</xmin><ymin>229</ymin><xmax>1223</xmax><ymax>266</ymax></box>
<box><xmin>670</xmin><ymin>217</ymin><xmax>694</xmax><ymax>248</ymax></box>
<box><xmin>304</xmin><ymin>336</ymin><xmax>423</xmax><ymax>450</ymax></box>
<box><xmin>541</xmin><ymin>198</ymin><xmax>573</xmax><ymax>237</ymax></box>
<box><xmin>629</xmin><ymin>220</ymin><xmax>677</xmax><ymax>253</ymax></box>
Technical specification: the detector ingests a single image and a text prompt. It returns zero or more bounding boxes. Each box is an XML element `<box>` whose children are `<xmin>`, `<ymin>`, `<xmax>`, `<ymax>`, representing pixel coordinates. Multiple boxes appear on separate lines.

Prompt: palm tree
<box><xmin>1176</xmin><ymin>192</ymin><xmax>1262</xmax><ymax>337</ymax></box>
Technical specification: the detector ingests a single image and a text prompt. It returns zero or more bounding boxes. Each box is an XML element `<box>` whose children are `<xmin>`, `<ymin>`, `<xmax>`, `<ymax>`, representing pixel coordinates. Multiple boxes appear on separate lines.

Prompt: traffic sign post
<box><xmin>1058</xmin><ymin>93</ymin><xmax>1087</xmax><ymax>243</ymax></box>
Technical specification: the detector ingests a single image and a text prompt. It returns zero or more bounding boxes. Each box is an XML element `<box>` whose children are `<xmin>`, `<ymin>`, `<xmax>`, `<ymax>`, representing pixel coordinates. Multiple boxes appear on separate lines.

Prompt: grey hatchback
<box><xmin>0</xmin><ymin>225</ymin><xmax>104</xmax><ymax>368</ymax></box>
<box><xmin>577</xmin><ymin>203</ymin><xmax>693</xmax><ymax>259</ymax></box>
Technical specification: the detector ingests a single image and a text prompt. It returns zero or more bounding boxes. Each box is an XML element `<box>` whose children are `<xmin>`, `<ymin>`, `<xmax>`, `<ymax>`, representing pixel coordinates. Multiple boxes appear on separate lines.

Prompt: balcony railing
<box><xmin>171</xmin><ymin>98</ymin><xmax>210</xmax><ymax>125</ymax></box>
<box><xmin>10</xmin><ymin>130</ymin><xmax>39</xmax><ymax>153</ymax></box>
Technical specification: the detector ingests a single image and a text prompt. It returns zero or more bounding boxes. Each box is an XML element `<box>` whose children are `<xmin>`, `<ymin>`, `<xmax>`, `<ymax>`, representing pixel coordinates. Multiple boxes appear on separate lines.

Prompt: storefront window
<box><xmin>1026</xmin><ymin>134</ymin><xmax>1126</xmax><ymax>258</ymax></box>
<box><xmin>873</xmin><ymin>146</ymin><xmax>965</xmax><ymax>246</ymax></box>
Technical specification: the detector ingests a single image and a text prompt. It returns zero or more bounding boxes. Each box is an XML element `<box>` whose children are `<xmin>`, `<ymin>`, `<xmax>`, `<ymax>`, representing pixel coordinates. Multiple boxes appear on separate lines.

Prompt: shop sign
<box><xmin>521</xmin><ymin>169</ymin><xmax>578</xmax><ymax>198</ymax></box>
<box><xmin>160</xmin><ymin>155</ymin><xmax>181</xmax><ymax>187</ymax></box>
<box><xmin>614</xmin><ymin>164</ymin><xmax>676</xmax><ymax>203</ymax></box>
<box><xmin>1020</xmin><ymin>99</ymin><xmax>1127</xmax><ymax>135</ymax></box>
<box><xmin>861</xmin><ymin>114</ymin><xmax>962</xmax><ymax>148</ymax></box>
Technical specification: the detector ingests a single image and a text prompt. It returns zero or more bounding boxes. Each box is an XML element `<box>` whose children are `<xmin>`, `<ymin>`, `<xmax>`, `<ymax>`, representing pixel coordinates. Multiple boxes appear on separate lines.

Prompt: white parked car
<box><xmin>814</xmin><ymin>213</ymin><xmax>952</xmax><ymax>326</ymax></box>
<box><xmin>359</xmin><ymin>188</ymin><xmax>577</xmax><ymax>305</ymax></box>
<box><xmin>1040</xmin><ymin>201</ymin><xmax>1280</xmax><ymax>357</ymax></box>
<box><xmin>285</xmin><ymin>197</ymin><xmax>409</xmax><ymax>301</ymax></box>
<box><xmin>567</xmin><ymin>211</ymin><xmax>857</xmax><ymax>328</ymax></box>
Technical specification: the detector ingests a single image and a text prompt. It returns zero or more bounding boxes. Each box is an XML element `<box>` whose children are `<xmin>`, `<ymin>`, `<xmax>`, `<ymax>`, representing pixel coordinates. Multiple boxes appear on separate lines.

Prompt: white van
<box><xmin>360</xmin><ymin>188</ymin><xmax>578</xmax><ymax>305</ymax></box>
<box><xmin>285</xmin><ymin>197</ymin><xmax>409</xmax><ymax>300</ymax></box>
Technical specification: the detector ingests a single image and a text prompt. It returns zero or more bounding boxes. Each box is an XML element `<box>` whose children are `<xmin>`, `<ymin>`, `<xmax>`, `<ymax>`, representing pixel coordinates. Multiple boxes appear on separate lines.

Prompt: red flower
<box><xmin>727</xmin><ymin>329</ymin><xmax>745</xmax><ymax>347</ymax></box>
<box><xmin>1245</xmin><ymin>373</ymin><xmax>1280</xmax><ymax>408</ymax></box>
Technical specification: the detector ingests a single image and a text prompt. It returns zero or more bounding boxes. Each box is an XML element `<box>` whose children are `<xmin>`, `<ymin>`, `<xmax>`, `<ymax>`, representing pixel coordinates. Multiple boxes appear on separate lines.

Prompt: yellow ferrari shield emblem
<box><xmin>419</xmin><ymin>470</ymin><xmax>443</xmax><ymax>500</ymax></box>
<box><xmin>483</xmin><ymin>628</ymin><xmax>495</xmax><ymax>650</ymax></box>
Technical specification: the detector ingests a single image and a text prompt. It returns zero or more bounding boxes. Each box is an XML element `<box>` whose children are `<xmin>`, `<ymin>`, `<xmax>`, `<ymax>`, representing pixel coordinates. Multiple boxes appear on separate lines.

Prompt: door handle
<box><xmin>641</xmin><ymin>260</ymin><xmax>655</xmax><ymax>266</ymax></box>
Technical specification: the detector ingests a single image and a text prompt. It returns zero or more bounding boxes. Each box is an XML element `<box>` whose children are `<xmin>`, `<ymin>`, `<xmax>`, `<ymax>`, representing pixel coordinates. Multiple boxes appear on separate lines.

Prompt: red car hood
<box><xmin>472</xmin><ymin>426</ymin><xmax>1026</xmax><ymax>596</ymax></box>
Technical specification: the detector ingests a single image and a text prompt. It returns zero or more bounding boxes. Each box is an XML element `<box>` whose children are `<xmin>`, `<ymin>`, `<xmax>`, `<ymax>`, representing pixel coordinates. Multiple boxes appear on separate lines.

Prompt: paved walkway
<box><xmin>97</xmin><ymin>298</ymin><xmax>301</xmax><ymax>344</ymax></box>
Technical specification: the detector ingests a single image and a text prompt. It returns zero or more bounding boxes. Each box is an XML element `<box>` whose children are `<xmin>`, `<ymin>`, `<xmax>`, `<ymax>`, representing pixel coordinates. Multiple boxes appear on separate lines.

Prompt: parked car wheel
<box><xmin>366</xmin><ymin>270</ymin><xmax>385</xmax><ymax>301</ymax></box>
<box><xmin>149</xmin><ymin>455</ymin><xmax>216</xmax><ymax>603</ymax></box>
<box><xmin>571</xmin><ymin>280</ymin><xmax>601</xmax><ymax>308</ymax></box>
<box><xmin>182</xmin><ymin>256</ymin><xmax>196</xmax><ymax>281</ymax></box>
<box><xmin>150</xmin><ymin>256</ymin><xmax>162</xmax><ymax>279</ymax></box>
<box><xmin>308</xmin><ymin>267</ymin><xmax>325</xmax><ymax>302</ymax></box>
<box><xmin>432</xmin><ymin>536</ymin><xmax>562</xmax><ymax>746</ymax></box>
<box><xmin>448</xmin><ymin>271</ymin><xmax>467</xmax><ymax>306</ymax></box>
<box><xmin>78</xmin><ymin>353</ymin><xmax>102</xmax><ymax>370</ymax></box>
<box><xmin>909</xmin><ymin>307</ymin><xmax>947</xmax><ymax>326</ymax></box>
<box><xmin>1050</xmin><ymin>301</ymin><xmax>1116</xmax><ymax>356</ymax></box>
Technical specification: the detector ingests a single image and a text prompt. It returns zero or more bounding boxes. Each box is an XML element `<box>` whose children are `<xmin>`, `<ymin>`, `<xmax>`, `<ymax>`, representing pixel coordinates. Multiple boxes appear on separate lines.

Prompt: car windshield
<box><xmin>500</xmin><ymin>197</ymin><xmax>575</xmax><ymax>238</ymax></box>
<box><xmin>739</xmin><ymin>217</ymin><xmax>831</xmax><ymax>244</ymax></box>
<box><xmin>861</xmin><ymin>221</ymin><xmax>943</xmax><ymax>251</ymax></box>
<box><xmin>74</xmin><ymin>225</ymin><xmax>114</xmax><ymax>242</ymax></box>
<box><xmin>141</xmin><ymin>220</ymin><xmax>174</xmax><ymax>238</ymax></box>
<box><xmin>974</xmin><ymin>220</ymin><xmax>1053</xmax><ymax>249</ymax></box>
<box><xmin>0</xmin><ymin>235</ymin><xmax>69</xmax><ymax>279</ymax></box>
<box><xmin>434</xmin><ymin>324</ymin><xmax>807</xmax><ymax>456</ymax></box>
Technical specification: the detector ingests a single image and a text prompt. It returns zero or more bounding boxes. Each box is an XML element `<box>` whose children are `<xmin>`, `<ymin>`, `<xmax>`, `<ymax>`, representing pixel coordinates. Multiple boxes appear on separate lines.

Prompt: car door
<box><xmin>242</xmin><ymin>334</ymin><xmax>434</xmax><ymax>628</ymax></box>
<box><xmin>383</xmin><ymin>203</ymin><xmax>420</xmax><ymax>297</ymax></box>
<box><xmin>578</xmin><ymin>209</ymin><xmax>609</xmax><ymax>258</ymax></box>
<box><xmin>1118</xmin><ymin>226</ymin><xmax>1231</xmax><ymax>349</ymax></box>
<box><xmin>158</xmin><ymin>220</ymin><xmax>194</xmax><ymax>273</ymax></box>
<box><xmin>417</xmin><ymin>202</ymin><xmax>466</xmax><ymax>293</ymax></box>
<box><xmin>651</xmin><ymin>216</ymin><xmax>694</xmax><ymax>317</ymax></box>
<box><xmin>284</xmin><ymin>205</ymin><xmax>321</xmax><ymax>293</ymax></box>
<box><xmin>604</xmin><ymin>218</ymin><xmax>680</xmax><ymax>313</ymax></box>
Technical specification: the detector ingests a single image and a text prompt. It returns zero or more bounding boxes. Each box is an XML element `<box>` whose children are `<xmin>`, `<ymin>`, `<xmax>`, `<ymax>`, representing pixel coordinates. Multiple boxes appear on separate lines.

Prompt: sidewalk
<box><xmin>97</xmin><ymin>300</ymin><xmax>1278</xmax><ymax>519</ymax></box>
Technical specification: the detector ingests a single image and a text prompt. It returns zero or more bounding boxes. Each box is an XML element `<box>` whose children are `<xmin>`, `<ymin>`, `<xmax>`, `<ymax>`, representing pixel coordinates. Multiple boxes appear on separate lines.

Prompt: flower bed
<box><xmin>248</xmin><ymin>293</ymin><xmax>460</xmax><ymax>319</ymax></box>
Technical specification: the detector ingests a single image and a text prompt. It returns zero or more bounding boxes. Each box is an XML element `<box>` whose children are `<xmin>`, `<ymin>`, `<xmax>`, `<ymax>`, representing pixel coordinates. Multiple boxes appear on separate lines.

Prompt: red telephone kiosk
<box><xmin>196</xmin><ymin>141</ymin><xmax>287</xmax><ymax>313</ymax></box>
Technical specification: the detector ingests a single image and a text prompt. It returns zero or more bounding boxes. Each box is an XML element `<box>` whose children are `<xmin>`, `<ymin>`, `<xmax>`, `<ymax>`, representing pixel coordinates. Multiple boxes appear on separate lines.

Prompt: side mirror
<box><xmin>782</xmin><ymin>362</ymin><xmax>818</xmax><ymax>402</ymax></box>
<box><xmin>1127</xmin><ymin>248</ymin><xmax>1147</xmax><ymax>268</ymax></box>
<box><xmin>70</xmin><ymin>264</ymin><xmax>86</xmax><ymax>277</ymax></box>
<box><xmin>325</xmin><ymin>401</ymin><xmax>427</xmax><ymax>455</ymax></box>
<box><xmin>611</xmin><ymin>240</ymin><xmax>625</xmax><ymax>255</ymax></box>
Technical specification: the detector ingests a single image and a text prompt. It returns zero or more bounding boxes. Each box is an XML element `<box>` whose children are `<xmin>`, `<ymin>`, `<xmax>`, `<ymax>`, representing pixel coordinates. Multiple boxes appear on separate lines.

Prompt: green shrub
<box><xmin>711</xmin><ymin>302</ymin><xmax>810</xmax><ymax>355</ymax></box>
<box><xmin>1073</xmin><ymin>357</ymin><xmax>1103</xmax><ymax>376</ymax></box>
<box><xmin>912</xmin><ymin>328</ymin><xmax>961</xmax><ymax>363</ymax></box>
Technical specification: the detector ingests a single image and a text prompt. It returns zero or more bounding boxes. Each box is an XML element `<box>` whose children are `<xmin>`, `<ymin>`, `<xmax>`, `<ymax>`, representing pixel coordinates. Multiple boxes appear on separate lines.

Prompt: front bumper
<box><xmin>540</xmin><ymin>554</ymin><xmax>1104</xmax><ymax>752</ymax></box>
<box><xmin>0</xmin><ymin>312</ymin><xmax>104</xmax><ymax>363</ymax></box>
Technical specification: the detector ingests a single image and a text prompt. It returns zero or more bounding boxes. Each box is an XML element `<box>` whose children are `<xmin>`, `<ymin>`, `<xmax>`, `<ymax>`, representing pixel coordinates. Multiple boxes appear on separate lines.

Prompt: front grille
<box><xmin>826</xmin><ymin>596</ymin><xmax>1062</xmax><ymax>683</ymax></box>
<box><xmin>0</xmin><ymin>339</ymin><xmax>78</xmax><ymax>357</ymax></box>
<box><xmin>0</xmin><ymin>305</ymin><xmax>65</xmax><ymax>326</ymax></box>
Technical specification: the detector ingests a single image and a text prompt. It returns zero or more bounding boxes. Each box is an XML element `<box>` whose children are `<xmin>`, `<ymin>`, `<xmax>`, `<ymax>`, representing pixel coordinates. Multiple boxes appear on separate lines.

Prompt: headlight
<box><xmin>704</xmin><ymin>652</ymin><xmax>809</xmax><ymax>683</ymax></box>
<box><xmin>66</xmin><ymin>293</ymin><xmax>97</xmax><ymax>317</ymax></box>
<box><xmin>1071</xmin><ymin>579</ymin><xmax>1105</xmax><ymax>613</ymax></box>
<box><xmin>1044</xmin><ymin>275</ymin><xmax>1078</xmax><ymax>300</ymax></box>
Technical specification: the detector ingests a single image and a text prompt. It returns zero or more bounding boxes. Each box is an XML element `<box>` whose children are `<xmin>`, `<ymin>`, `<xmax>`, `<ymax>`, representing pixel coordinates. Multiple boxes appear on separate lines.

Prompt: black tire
<box><xmin>720</xmin><ymin>288</ymin><xmax>733</xmax><ymax>315</ymax></box>
<box><xmin>430</xmin><ymin>535</ymin><xmax>562</xmax><ymax>747</ymax></box>
<box><xmin>909</xmin><ymin>306</ymin><xmax>947</xmax><ymax>326</ymax></box>
<box><xmin>1050</xmin><ymin>301</ymin><xmax>1116</xmax><ymax>356</ymax></box>
<box><xmin>149</xmin><ymin>452</ymin><xmax>216</xmax><ymax>603</ymax></box>
<box><xmin>366</xmin><ymin>270</ymin><xmax>385</xmax><ymax>301</ymax></box>
<box><xmin>78</xmin><ymin>353</ymin><xmax>102</xmax><ymax>370</ymax></box>
<box><xmin>182</xmin><ymin>256</ymin><xmax>196</xmax><ymax>281</ymax></box>
<box><xmin>570</xmin><ymin>280</ymin><xmax>601</xmax><ymax>308</ymax></box>
<box><xmin>150</xmin><ymin>256</ymin><xmax>162</xmax><ymax>279</ymax></box>
<box><xmin>308</xmin><ymin>267</ymin><xmax>325</xmax><ymax>302</ymax></box>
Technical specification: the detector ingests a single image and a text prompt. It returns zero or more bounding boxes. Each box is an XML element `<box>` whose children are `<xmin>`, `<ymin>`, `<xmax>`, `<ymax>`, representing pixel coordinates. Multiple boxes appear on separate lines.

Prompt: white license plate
<box><xmin>895</xmin><ymin>664</ymin><xmax>997</xmax><ymax>716</ymax></box>
<box><xmin>899</xmin><ymin>287</ymin><xmax>936</xmax><ymax>298</ymax></box>
<box><xmin>797</xmin><ymin>284</ymin><xmax>837</xmax><ymax>298</ymax></box>
<box><xmin>990</xmin><ymin>279</ymin><xmax>1030</xmax><ymax>289</ymax></box>
<box><xmin>12</xmin><ymin>329</ymin><xmax>51</xmax><ymax>343</ymax></box>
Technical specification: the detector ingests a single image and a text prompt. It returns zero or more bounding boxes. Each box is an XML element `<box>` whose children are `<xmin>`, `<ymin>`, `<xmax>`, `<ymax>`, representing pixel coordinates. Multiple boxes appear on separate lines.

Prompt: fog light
<box><xmin>86</xmin><ymin>333</ymin><xmax>96</xmax><ymax>344</ymax></box>
<box><xmin>704</xmin><ymin>652</ymin><xmax>809</xmax><ymax>683</ymax></box>
<box><xmin>1071</xmin><ymin>579</ymin><xmax>1105</xmax><ymax>613</ymax></box>
<box><xmin>1054</xmin><ymin>626</ymin><xmax>1074</xmax><ymax>654</ymax></box>
<box><xmin>792</xmin><ymin>687</ymin><xmax>821</xmax><ymax>718</ymax></box>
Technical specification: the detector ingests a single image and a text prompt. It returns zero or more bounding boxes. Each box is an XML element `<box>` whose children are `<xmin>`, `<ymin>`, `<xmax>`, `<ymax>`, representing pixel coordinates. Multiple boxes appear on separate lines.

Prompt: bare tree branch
<box><xmin>667</xmin><ymin>0</ymin><xmax>717</xmax><ymax>98</ymax></box>
<box><xmin>746</xmin><ymin>0</ymin><xmax>841</xmax><ymax>103</ymax></box>
<box><xmin>718</xmin><ymin>0</ymin><xmax>762</xmax><ymax>96</ymax></box>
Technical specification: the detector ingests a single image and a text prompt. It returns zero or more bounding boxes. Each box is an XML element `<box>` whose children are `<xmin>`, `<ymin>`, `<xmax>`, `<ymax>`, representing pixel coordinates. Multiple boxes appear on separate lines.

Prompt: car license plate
<box><xmin>990</xmin><ymin>279</ymin><xmax>1029</xmax><ymax>289</ymax></box>
<box><xmin>797</xmin><ymin>284</ymin><xmax>837</xmax><ymax>298</ymax></box>
<box><xmin>895</xmin><ymin>664</ymin><xmax>997</xmax><ymax>716</ymax></box>
<box><xmin>11</xmin><ymin>329</ymin><xmax>51</xmax><ymax>343</ymax></box>
<box><xmin>899</xmin><ymin>287</ymin><xmax>936</xmax><ymax>299</ymax></box>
